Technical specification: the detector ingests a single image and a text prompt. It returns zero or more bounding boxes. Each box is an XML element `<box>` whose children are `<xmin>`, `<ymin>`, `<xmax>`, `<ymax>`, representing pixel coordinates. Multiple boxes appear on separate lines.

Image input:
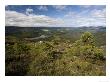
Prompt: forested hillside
<box><xmin>5</xmin><ymin>26</ymin><xmax>106</xmax><ymax>76</ymax></box>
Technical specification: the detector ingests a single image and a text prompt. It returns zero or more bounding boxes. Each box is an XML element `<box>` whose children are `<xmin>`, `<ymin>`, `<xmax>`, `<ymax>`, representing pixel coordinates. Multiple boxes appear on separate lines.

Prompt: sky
<box><xmin>5</xmin><ymin>5</ymin><xmax>106</xmax><ymax>27</ymax></box>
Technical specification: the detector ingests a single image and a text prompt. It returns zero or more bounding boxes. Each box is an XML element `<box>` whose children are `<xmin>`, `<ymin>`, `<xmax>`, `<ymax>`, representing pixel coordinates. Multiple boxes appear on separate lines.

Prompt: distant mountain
<box><xmin>5</xmin><ymin>26</ymin><xmax>106</xmax><ymax>46</ymax></box>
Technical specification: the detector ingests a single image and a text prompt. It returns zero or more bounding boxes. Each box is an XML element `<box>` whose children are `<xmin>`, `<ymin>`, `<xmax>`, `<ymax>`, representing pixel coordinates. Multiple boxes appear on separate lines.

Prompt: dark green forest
<box><xmin>5</xmin><ymin>26</ymin><xmax>106</xmax><ymax>76</ymax></box>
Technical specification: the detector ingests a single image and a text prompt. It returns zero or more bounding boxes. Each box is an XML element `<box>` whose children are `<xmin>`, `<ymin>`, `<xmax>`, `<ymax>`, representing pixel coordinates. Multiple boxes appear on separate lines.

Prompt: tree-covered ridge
<box><xmin>5</xmin><ymin>31</ymin><xmax>106</xmax><ymax>76</ymax></box>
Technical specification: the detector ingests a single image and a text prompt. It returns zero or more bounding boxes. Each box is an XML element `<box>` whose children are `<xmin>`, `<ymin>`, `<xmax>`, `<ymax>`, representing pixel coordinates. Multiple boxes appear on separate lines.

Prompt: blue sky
<box><xmin>5</xmin><ymin>5</ymin><xmax>106</xmax><ymax>27</ymax></box>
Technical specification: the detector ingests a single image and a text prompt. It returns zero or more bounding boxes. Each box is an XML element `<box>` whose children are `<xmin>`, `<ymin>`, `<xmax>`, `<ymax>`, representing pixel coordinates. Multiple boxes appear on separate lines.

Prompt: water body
<box><xmin>25</xmin><ymin>35</ymin><xmax>48</xmax><ymax>40</ymax></box>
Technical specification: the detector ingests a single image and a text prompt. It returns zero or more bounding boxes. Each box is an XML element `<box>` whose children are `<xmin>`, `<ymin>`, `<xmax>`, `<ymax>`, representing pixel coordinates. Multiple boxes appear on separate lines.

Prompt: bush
<box><xmin>81</xmin><ymin>31</ymin><xmax>95</xmax><ymax>46</ymax></box>
<box><xmin>5</xmin><ymin>32</ymin><xmax>105</xmax><ymax>76</ymax></box>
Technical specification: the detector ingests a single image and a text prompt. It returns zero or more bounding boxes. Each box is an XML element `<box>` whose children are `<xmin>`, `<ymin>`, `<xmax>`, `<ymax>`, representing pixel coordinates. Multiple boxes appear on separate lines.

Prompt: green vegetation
<box><xmin>5</xmin><ymin>27</ymin><xmax>106</xmax><ymax>76</ymax></box>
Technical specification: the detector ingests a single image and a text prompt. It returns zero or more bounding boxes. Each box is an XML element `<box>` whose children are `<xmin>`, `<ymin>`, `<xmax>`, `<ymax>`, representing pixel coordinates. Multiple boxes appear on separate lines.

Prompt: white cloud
<box><xmin>63</xmin><ymin>8</ymin><xmax>106</xmax><ymax>27</ymax></box>
<box><xmin>38</xmin><ymin>6</ymin><xmax>48</xmax><ymax>11</ymax></box>
<box><xmin>52</xmin><ymin>5</ymin><xmax>67</xmax><ymax>11</ymax></box>
<box><xmin>26</xmin><ymin>8</ymin><xmax>33</xmax><ymax>15</ymax></box>
<box><xmin>90</xmin><ymin>8</ymin><xmax>106</xmax><ymax>18</ymax></box>
<box><xmin>5</xmin><ymin>10</ymin><xmax>64</xmax><ymax>27</ymax></box>
<box><xmin>64</xmin><ymin>11</ymin><xmax>82</xmax><ymax>18</ymax></box>
<box><xmin>5</xmin><ymin>7</ymin><xmax>106</xmax><ymax>27</ymax></box>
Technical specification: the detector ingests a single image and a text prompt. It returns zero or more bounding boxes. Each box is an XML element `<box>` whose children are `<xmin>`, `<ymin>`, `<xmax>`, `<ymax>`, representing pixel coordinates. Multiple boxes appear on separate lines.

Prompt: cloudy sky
<box><xmin>5</xmin><ymin>5</ymin><xmax>106</xmax><ymax>27</ymax></box>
